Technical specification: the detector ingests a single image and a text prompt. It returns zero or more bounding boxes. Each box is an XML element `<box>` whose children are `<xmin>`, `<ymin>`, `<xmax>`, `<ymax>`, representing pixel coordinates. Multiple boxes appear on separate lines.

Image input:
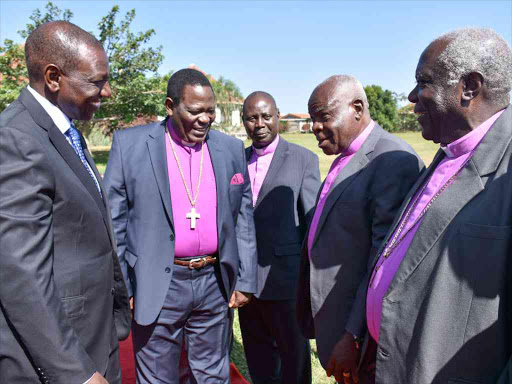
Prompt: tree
<box><xmin>0</xmin><ymin>40</ymin><xmax>27</xmax><ymax>111</ymax></box>
<box><xmin>398</xmin><ymin>103</ymin><xmax>421</xmax><ymax>132</ymax></box>
<box><xmin>211</xmin><ymin>76</ymin><xmax>244</xmax><ymax>129</ymax></box>
<box><xmin>94</xmin><ymin>6</ymin><xmax>165</xmax><ymax>133</ymax></box>
<box><xmin>18</xmin><ymin>1</ymin><xmax>73</xmax><ymax>38</ymax></box>
<box><xmin>364</xmin><ymin>85</ymin><xmax>399</xmax><ymax>132</ymax></box>
<box><xmin>1</xmin><ymin>1</ymin><xmax>244</xmax><ymax>137</ymax></box>
<box><xmin>1</xmin><ymin>2</ymin><xmax>165</xmax><ymax>134</ymax></box>
<box><xmin>0</xmin><ymin>2</ymin><xmax>72</xmax><ymax>111</ymax></box>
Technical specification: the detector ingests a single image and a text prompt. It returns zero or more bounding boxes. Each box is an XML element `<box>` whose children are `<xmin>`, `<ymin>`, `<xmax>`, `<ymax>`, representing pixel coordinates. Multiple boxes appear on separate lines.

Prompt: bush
<box><xmin>279</xmin><ymin>121</ymin><xmax>289</xmax><ymax>133</ymax></box>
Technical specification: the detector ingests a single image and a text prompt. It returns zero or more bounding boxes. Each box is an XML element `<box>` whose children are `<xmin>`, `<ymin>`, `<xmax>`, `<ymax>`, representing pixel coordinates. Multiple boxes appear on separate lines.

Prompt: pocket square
<box><xmin>230</xmin><ymin>173</ymin><xmax>244</xmax><ymax>185</ymax></box>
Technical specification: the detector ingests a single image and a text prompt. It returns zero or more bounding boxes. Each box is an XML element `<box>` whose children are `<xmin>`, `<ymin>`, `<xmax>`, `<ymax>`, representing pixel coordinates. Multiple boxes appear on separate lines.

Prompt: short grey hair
<box><xmin>319</xmin><ymin>75</ymin><xmax>369</xmax><ymax>109</ymax></box>
<box><xmin>434</xmin><ymin>27</ymin><xmax>512</xmax><ymax>104</ymax></box>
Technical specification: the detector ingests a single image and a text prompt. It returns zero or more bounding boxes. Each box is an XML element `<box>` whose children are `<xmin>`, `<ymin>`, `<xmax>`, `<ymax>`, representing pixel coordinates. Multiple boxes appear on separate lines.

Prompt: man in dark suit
<box><xmin>365</xmin><ymin>27</ymin><xmax>512</xmax><ymax>384</ymax></box>
<box><xmin>296</xmin><ymin>75</ymin><xmax>424</xmax><ymax>384</ymax></box>
<box><xmin>104</xmin><ymin>68</ymin><xmax>257</xmax><ymax>383</ymax></box>
<box><xmin>0</xmin><ymin>21</ymin><xmax>130</xmax><ymax>384</ymax></box>
<box><xmin>239</xmin><ymin>91</ymin><xmax>321</xmax><ymax>384</ymax></box>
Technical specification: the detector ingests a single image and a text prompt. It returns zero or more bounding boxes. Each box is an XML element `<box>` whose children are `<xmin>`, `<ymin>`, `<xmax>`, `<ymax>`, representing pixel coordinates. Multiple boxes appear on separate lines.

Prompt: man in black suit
<box><xmin>239</xmin><ymin>91</ymin><xmax>321</xmax><ymax>384</ymax></box>
<box><xmin>0</xmin><ymin>21</ymin><xmax>130</xmax><ymax>384</ymax></box>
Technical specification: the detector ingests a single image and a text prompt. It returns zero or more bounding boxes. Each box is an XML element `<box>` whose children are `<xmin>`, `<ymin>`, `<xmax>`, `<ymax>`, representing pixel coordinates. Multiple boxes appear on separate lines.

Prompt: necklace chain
<box><xmin>166</xmin><ymin>129</ymin><xmax>204</xmax><ymax>207</ymax></box>
<box><xmin>381</xmin><ymin>159</ymin><xmax>468</xmax><ymax>259</ymax></box>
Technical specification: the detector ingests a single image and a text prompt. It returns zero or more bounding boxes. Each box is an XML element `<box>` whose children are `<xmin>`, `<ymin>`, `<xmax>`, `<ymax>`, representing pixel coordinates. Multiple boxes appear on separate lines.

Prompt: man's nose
<box><xmin>101</xmin><ymin>81</ymin><xmax>112</xmax><ymax>98</ymax></box>
<box><xmin>312</xmin><ymin>121</ymin><xmax>322</xmax><ymax>134</ymax></box>
<box><xmin>256</xmin><ymin>117</ymin><xmax>265</xmax><ymax>127</ymax></box>
<box><xmin>199</xmin><ymin>113</ymin><xmax>210</xmax><ymax>125</ymax></box>
<box><xmin>408</xmin><ymin>85</ymin><xmax>418</xmax><ymax>103</ymax></box>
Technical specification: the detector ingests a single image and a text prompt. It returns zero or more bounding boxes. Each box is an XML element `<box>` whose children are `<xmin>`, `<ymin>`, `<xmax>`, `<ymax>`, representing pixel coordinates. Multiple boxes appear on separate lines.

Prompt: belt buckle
<box><xmin>188</xmin><ymin>257</ymin><xmax>204</xmax><ymax>270</ymax></box>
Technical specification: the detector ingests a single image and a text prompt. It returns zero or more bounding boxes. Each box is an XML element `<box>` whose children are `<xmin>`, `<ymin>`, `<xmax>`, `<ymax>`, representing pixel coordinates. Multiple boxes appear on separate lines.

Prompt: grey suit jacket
<box><xmin>0</xmin><ymin>88</ymin><xmax>130</xmax><ymax>383</ymax></box>
<box><xmin>296</xmin><ymin>123</ymin><xmax>424</xmax><ymax>368</ymax></box>
<box><xmin>374</xmin><ymin>105</ymin><xmax>512</xmax><ymax>384</ymax></box>
<box><xmin>246</xmin><ymin>137</ymin><xmax>321</xmax><ymax>300</ymax></box>
<box><xmin>104</xmin><ymin>120</ymin><xmax>258</xmax><ymax>326</ymax></box>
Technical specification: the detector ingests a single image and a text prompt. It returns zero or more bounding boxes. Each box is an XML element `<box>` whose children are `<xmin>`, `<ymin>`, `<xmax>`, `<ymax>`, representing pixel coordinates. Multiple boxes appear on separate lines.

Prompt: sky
<box><xmin>1</xmin><ymin>0</ymin><xmax>511</xmax><ymax>114</ymax></box>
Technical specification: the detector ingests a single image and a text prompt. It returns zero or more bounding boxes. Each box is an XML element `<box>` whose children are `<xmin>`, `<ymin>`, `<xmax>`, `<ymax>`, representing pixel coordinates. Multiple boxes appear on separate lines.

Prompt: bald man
<box><xmin>0</xmin><ymin>21</ymin><xmax>130</xmax><ymax>384</ymax></box>
<box><xmin>296</xmin><ymin>75</ymin><xmax>423</xmax><ymax>383</ymax></box>
<box><xmin>366</xmin><ymin>27</ymin><xmax>512</xmax><ymax>384</ymax></box>
<box><xmin>239</xmin><ymin>91</ymin><xmax>320</xmax><ymax>384</ymax></box>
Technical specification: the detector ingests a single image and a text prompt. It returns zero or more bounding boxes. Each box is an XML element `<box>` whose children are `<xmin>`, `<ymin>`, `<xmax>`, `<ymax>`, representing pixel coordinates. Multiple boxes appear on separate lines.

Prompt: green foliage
<box><xmin>95</xmin><ymin>6</ymin><xmax>165</xmax><ymax>134</ymax></box>
<box><xmin>279</xmin><ymin>120</ymin><xmax>290</xmax><ymax>133</ymax></box>
<box><xmin>211</xmin><ymin>76</ymin><xmax>243</xmax><ymax>127</ymax></box>
<box><xmin>2</xmin><ymin>1</ymin><xmax>244</xmax><ymax>138</ymax></box>
<box><xmin>18</xmin><ymin>1</ymin><xmax>73</xmax><ymax>39</ymax></box>
<box><xmin>0</xmin><ymin>40</ymin><xmax>27</xmax><ymax>111</ymax></box>
<box><xmin>364</xmin><ymin>85</ymin><xmax>399</xmax><ymax>132</ymax></box>
<box><xmin>398</xmin><ymin>103</ymin><xmax>421</xmax><ymax>132</ymax></box>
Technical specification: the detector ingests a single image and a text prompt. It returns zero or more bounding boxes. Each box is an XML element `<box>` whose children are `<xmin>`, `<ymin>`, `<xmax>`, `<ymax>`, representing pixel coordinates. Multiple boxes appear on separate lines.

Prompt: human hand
<box><xmin>130</xmin><ymin>297</ymin><xmax>134</xmax><ymax>311</ymax></box>
<box><xmin>88</xmin><ymin>372</ymin><xmax>109</xmax><ymax>384</ymax></box>
<box><xmin>326</xmin><ymin>332</ymin><xmax>360</xmax><ymax>384</ymax></box>
<box><xmin>228</xmin><ymin>291</ymin><xmax>252</xmax><ymax>308</ymax></box>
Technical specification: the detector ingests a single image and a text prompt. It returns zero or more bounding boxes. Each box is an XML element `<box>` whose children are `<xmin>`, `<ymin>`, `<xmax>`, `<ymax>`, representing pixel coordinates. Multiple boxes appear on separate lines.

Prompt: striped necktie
<box><xmin>65</xmin><ymin>124</ymin><xmax>103</xmax><ymax>198</ymax></box>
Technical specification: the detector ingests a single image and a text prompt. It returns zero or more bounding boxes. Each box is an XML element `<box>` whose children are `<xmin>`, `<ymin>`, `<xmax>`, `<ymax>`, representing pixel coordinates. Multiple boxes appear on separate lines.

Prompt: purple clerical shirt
<box><xmin>366</xmin><ymin>109</ymin><xmax>505</xmax><ymax>342</ymax></box>
<box><xmin>165</xmin><ymin>120</ymin><xmax>218</xmax><ymax>257</ymax></box>
<box><xmin>248</xmin><ymin>134</ymin><xmax>280</xmax><ymax>206</ymax></box>
<box><xmin>307</xmin><ymin>120</ymin><xmax>376</xmax><ymax>258</ymax></box>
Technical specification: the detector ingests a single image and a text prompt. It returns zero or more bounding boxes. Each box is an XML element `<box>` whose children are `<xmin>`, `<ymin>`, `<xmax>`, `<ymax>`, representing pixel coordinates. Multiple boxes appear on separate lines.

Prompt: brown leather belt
<box><xmin>174</xmin><ymin>256</ymin><xmax>217</xmax><ymax>270</ymax></box>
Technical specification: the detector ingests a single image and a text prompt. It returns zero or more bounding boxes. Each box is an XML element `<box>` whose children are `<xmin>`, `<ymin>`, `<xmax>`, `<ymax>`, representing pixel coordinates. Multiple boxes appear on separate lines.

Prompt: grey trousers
<box><xmin>132</xmin><ymin>264</ymin><xmax>230</xmax><ymax>384</ymax></box>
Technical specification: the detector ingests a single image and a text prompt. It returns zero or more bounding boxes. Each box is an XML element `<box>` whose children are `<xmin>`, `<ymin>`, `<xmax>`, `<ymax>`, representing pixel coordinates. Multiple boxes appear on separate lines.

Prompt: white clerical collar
<box><xmin>440</xmin><ymin>145</ymin><xmax>453</xmax><ymax>157</ymax></box>
<box><xmin>27</xmin><ymin>85</ymin><xmax>72</xmax><ymax>133</ymax></box>
<box><xmin>253</xmin><ymin>134</ymin><xmax>280</xmax><ymax>156</ymax></box>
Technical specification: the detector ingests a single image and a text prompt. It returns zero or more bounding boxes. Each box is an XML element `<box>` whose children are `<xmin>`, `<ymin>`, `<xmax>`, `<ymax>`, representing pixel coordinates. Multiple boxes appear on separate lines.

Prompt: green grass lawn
<box><xmin>91</xmin><ymin>131</ymin><xmax>438</xmax><ymax>384</ymax></box>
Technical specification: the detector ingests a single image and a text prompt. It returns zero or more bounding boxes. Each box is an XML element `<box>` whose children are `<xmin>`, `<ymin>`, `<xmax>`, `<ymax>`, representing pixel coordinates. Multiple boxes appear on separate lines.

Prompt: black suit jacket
<box><xmin>246</xmin><ymin>137</ymin><xmax>321</xmax><ymax>300</ymax></box>
<box><xmin>296</xmin><ymin>123</ymin><xmax>424</xmax><ymax>367</ymax></box>
<box><xmin>0</xmin><ymin>88</ymin><xmax>130</xmax><ymax>383</ymax></box>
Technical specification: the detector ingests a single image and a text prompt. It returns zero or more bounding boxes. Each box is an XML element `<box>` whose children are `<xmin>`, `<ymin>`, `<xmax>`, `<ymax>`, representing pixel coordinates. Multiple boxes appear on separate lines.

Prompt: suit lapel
<box><xmin>254</xmin><ymin>138</ymin><xmax>288</xmax><ymax>209</ymax></box>
<box><xmin>369</xmin><ymin>149</ymin><xmax>444</xmax><ymax>271</ymax></box>
<box><xmin>386</xmin><ymin>105</ymin><xmax>512</xmax><ymax>295</ymax></box>
<box><xmin>205</xmin><ymin>131</ymin><xmax>227</xmax><ymax>241</ymax></box>
<box><xmin>312</xmin><ymin>125</ymin><xmax>383</xmax><ymax>248</ymax></box>
<box><xmin>147</xmin><ymin>121</ymin><xmax>174</xmax><ymax>230</ymax></box>
<box><xmin>19</xmin><ymin>88</ymin><xmax>108</xmax><ymax>222</ymax></box>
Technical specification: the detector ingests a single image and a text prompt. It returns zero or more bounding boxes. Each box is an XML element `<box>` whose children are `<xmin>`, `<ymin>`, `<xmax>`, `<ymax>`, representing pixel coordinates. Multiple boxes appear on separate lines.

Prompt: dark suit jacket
<box><xmin>104</xmin><ymin>120</ymin><xmax>258</xmax><ymax>326</ymax></box>
<box><xmin>0</xmin><ymin>88</ymin><xmax>130</xmax><ymax>383</ymax></box>
<box><xmin>296</xmin><ymin>123</ymin><xmax>424</xmax><ymax>368</ymax></box>
<box><xmin>374</xmin><ymin>105</ymin><xmax>512</xmax><ymax>384</ymax></box>
<box><xmin>246</xmin><ymin>137</ymin><xmax>321</xmax><ymax>300</ymax></box>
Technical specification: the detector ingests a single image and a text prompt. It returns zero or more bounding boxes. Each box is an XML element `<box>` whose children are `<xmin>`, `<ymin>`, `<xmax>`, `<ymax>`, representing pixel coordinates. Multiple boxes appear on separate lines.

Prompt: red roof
<box><xmin>281</xmin><ymin>113</ymin><xmax>310</xmax><ymax>119</ymax></box>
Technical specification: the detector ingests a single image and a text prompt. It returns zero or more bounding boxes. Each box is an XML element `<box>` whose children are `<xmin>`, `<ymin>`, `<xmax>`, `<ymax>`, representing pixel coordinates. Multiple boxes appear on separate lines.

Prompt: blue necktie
<box><xmin>65</xmin><ymin>124</ymin><xmax>103</xmax><ymax>198</ymax></box>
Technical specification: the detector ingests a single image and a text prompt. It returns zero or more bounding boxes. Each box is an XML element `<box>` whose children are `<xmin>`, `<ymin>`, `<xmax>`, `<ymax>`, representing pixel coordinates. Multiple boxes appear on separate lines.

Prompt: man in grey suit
<box><xmin>104</xmin><ymin>68</ymin><xmax>257</xmax><ymax>383</ymax></box>
<box><xmin>365</xmin><ymin>27</ymin><xmax>512</xmax><ymax>384</ymax></box>
<box><xmin>296</xmin><ymin>75</ymin><xmax>424</xmax><ymax>383</ymax></box>
<box><xmin>0</xmin><ymin>21</ymin><xmax>130</xmax><ymax>384</ymax></box>
<box><xmin>239</xmin><ymin>91</ymin><xmax>321</xmax><ymax>384</ymax></box>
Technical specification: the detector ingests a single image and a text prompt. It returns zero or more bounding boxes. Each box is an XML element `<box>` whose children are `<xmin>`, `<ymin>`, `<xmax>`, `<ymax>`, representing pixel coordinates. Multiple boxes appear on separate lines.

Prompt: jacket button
<box><xmin>111</xmin><ymin>288</ymin><xmax>115</xmax><ymax>295</ymax></box>
<box><xmin>170</xmin><ymin>234</ymin><xmax>175</xmax><ymax>241</ymax></box>
<box><xmin>165</xmin><ymin>267</ymin><xmax>171</xmax><ymax>273</ymax></box>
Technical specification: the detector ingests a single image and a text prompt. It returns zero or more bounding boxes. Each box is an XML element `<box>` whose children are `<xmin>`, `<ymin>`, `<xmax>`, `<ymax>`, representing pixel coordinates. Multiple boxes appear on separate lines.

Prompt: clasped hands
<box><xmin>326</xmin><ymin>331</ymin><xmax>360</xmax><ymax>384</ymax></box>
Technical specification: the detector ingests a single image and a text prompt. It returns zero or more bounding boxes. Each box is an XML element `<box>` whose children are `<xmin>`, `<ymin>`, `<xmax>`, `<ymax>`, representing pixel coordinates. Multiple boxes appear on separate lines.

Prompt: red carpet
<box><xmin>120</xmin><ymin>332</ymin><xmax>249</xmax><ymax>384</ymax></box>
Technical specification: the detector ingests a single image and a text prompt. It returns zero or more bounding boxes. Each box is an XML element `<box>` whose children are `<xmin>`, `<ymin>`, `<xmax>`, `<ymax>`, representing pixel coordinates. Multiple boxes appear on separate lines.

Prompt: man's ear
<box><xmin>165</xmin><ymin>97</ymin><xmax>175</xmax><ymax>117</ymax></box>
<box><xmin>462</xmin><ymin>72</ymin><xmax>483</xmax><ymax>101</ymax></box>
<box><xmin>44</xmin><ymin>64</ymin><xmax>62</xmax><ymax>93</ymax></box>
<box><xmin>352</xmin><ymin>99</ymin><xmax>364</xmax><ymax>121</ymax></box>
<box><xmin>276</xmin><ymin>108</ymin><xmax>280</xmax><ymax>120</ymax></box>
